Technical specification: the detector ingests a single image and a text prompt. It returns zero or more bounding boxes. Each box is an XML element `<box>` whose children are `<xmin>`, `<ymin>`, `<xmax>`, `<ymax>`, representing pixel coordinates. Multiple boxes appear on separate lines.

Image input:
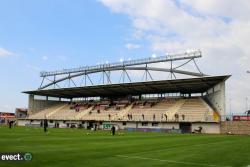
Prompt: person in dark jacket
<box><xmin>111</xmin><ymin>125</ymin><xmax>116</xmax><ymax>136</ymax></box>
<box><xmin>44</xmin><ymin>119</ymin><xmax>48</xmax><ymax>133</ymax></box>
<box><xmin>8</xmin><ymin>120</ymin><xmax>13</xmax><ymax>129</ymax></box>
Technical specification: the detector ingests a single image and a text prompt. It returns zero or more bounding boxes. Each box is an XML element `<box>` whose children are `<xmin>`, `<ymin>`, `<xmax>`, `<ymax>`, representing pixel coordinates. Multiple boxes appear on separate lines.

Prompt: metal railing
<box><xmin>40</xmin><ymin>50</ymin><xmax>202</xmax><ymax>77</ymax></box>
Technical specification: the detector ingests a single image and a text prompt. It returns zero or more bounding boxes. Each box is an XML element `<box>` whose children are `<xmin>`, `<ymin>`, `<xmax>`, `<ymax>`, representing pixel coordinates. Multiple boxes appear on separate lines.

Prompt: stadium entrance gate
<box><xmin>179</xmin><ymin>123</ymin><xmax>191</xmax><ymax>133</ymax></box>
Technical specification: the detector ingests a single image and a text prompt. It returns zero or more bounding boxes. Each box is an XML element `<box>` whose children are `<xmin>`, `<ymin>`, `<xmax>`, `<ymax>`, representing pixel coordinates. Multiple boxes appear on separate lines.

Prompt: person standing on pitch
<box><xmin>8</xmin><ymin>120</ymin><xmax>13</xmax><ymax>129</ymax></box>
<box><xmin>44</xmin><ymin>119</ymin><xmax>48</xmax><ymax>133</ymax></box>
<box><xmin>111</xmin><ymin>125</ymin><xmax>116</xmax><ymax>136</ymax></box>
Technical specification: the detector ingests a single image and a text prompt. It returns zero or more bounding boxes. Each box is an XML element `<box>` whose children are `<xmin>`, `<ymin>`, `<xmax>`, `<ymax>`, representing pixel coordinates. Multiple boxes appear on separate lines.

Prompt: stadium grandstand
<box><xmin>15</xmin><ymin>108</ymin><xmax>28</xmax><ymax>119</ymax></box>
<box><xmin>18</xmin><ymin>50</ymin><xmax>230</xmax><ymax>134</ymax></box>
<box><xmin>0</xmin><ymin>112</ymin><xmax>15</xmax><ymax>124</ymax></box>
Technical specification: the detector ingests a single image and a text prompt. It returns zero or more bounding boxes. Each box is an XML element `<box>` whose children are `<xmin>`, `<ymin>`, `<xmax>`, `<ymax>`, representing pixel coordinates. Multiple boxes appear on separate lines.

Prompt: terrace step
<box><xmin>167</xmin><ymin>99</ymin><xmax>186</xmax><ymax>120</ymax></box>
<box><xmin>76</xmin><ymin>106</ymin><xmax>94</xmax><ymax>120</ymax></box>
<box><xmin>46</xmin><ymin>104</ymin><xmax>67</xmax><ymax>118</ymax></box>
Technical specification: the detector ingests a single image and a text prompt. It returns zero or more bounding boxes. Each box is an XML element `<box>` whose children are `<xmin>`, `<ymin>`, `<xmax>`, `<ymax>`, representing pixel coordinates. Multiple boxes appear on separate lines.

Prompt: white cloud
<box><xmin>125</xmin><ymin>43</ymin><xmax>141</xmax><ymax>49</ymax></box>
<box><xmin>100</xmin><ymin>0</ymin><xmax>250</xmax><ymax>114</ymax></box>
<box><xmin>182</xmin><ymin>0</ymin><xmax>250</xmax><ymax>21</ymax></box>
<box><xmin>0</xmin><ymin>47</ymin><xmax>13</xmax><ymax>57</ymax></box>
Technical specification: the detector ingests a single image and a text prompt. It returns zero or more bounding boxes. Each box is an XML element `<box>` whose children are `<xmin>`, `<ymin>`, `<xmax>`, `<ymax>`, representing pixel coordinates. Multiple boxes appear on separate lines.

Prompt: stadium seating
<box><xmin>176</xmin><ymin>98</ymin><xmax>214</xmax><ymax>122</ymax></box>
<box><xmin>49</xmin><ymin>105</ymin><xmax>77</xmax><ymax>120</ymax></box>
<box><xmin>28</xmin><ymin>104</ymin><xmax>66</xmax><ymax>119</ymax></box>
<box><xmin>124</xmin><ymin>99</ymin><xmax>176</xmax><ymax>121</ymax></box>
<box><xmin>28</xmin><ymin>97</ymin><xmax>218</xmax><ymax>122</ymax></box>
<box><xmin>81</xmin><ymin>107</ymin><xmax>119</xmax><ymax>121</ymax></box>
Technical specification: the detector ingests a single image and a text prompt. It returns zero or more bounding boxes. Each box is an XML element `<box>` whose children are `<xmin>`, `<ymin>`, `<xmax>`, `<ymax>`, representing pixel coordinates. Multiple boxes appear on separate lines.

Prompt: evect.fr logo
<box><xmin>0</xmin><ymin>153</ymin><xmax>32</xmax><ymax>161</ymax></box>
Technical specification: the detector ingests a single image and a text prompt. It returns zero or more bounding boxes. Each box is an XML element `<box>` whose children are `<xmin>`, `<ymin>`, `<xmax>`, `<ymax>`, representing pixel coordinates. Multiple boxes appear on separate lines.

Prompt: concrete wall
<box><xmin>17</xmin><ymin>119</ymin><xmax>41</xmax><ymax>126</ymax></box>
<box><xmin>114</xmin><ymin>122</ymin><xmax>219</xmax><ymax>133</ymax></box>
<box><xmin>114</xmin><ymin>122</ymin><xmax>179</xmax><ymax>130</ymax></box>
<box><xmin>115</xmin><ymin>121</ymin><xmax>137</xmax><ymax>129</ymax></box>
<box><xmin>17</xmin><ymin>118</ymin><xmax>220</xmax><ymax>134</ymax></box>
<box><xmin>161</xmin><ymin>123</ymin><xmax>179</xmax><ymax>129</ymax></box>
<box><xmin>205</xmin><ymin>81</ymin><xmax>226</xmax><ymax>119</ymax></box>
<box><xmin>192</xmin><ymin>122</ymin><xmax>220</xmax><ymax>134</ymax></box>
<box><xmin>17</xmin><ymin>119</ymin><xmax>69</xmax><ymax>128</ymax></box>
<box><xmin>17</xmin><ymin>120</ymin><xmax>29</xmax><ymax>126</ymax></box>
<box><xmin>119</xmin><ymin>122</ymin><xmax>219</xmax><ymax>133</ymax></box>
<box><xmin>221</xmin><ymin>121</ymin><xmax>250</xmax><ymax>135</ymax></box>
<box><xmin>28</xmin><ymin>95</ymin><xmax>64</xmax><ymax>115</ymax></box>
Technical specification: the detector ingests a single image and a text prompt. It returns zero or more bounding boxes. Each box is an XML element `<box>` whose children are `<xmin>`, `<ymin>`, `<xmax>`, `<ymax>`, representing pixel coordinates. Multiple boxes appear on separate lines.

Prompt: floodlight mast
<box><xmin>40</xmin><ymin>50</ymin><xmax>202</xmax><ymax>77</ymax></box>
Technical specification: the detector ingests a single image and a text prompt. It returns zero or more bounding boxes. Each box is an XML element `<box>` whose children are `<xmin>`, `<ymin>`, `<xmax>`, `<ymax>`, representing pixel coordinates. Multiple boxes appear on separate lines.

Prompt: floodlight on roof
<box><xmin>40</xmin><ymin>50</ymin><xmax>202</xmax><ymax>77</ymax></box>
<box><xmin>186</xmin><ymin>49</ymin><xmax>200</xmax><ymax>53</ymax></box>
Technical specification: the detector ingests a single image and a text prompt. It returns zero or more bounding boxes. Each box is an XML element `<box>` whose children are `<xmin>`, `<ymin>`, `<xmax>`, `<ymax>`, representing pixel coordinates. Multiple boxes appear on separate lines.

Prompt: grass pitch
<box><xmin>0</xmin><ymin>126</ymin><xmax>250</xmax><ymax>167</ymax></box>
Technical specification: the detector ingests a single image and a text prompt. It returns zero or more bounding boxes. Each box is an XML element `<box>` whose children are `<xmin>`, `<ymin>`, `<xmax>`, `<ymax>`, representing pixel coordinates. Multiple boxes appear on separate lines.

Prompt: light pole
<box><xmin>229</xmin><ymin>98</ymin><xmax>232</xmax><ymax>116</ymax></box>
<box><xmin>246</xmin><ymin>97</ymin><xmax>248</xmax><ymax>112</ymax></box>
<box><xmin>246</xmin><ymin>71</ymin><xmax>250</xmax><ymax>115</ymax></box>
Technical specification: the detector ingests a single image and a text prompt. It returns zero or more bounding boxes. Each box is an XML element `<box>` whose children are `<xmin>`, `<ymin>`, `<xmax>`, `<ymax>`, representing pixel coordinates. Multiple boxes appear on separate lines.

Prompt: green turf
<box><xmin>0</xmin><ymin>126</ymin><xmax>250</xmax><ymax>167</ymax></box>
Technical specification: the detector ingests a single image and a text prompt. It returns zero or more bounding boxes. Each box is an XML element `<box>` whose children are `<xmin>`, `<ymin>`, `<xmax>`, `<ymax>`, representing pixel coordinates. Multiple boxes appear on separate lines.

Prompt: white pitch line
<box><xmin>116</xmin><ymin>155</ymin><xmax>232</xmax><ymax>167</ymax></box>
<box><xmin>130</xmin><ymin>140</ymin><xmax>234</xmax><ymax>155</ymax></box>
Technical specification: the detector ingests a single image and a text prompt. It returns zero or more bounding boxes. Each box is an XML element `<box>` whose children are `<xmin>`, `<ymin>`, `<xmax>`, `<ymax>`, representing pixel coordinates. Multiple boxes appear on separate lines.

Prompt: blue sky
<box><xmin>0</xmin><ymin>0</ymin><xmax>151</xmax><ymax>112</ymax></box>
<box><xmin>1</xmin><ymin>0</ymin><xmax>250</xmax><ymax>114</ymax></box>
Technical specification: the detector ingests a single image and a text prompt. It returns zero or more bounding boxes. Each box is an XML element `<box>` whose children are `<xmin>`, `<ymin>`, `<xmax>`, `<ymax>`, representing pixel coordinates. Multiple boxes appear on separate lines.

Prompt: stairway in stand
<box><xmin>75</xmin><ymin>107</ymin><xmax>94</xmax><ymax>120</ymax></box>
<box><xmin>115</xmin><ymin>104</ymin><xmax>134</xmax><ymax>120</ymax></box>
<box><xmin>166</xmin><ymin>99</ymin><xmax>186</xmax><ymax>121</ymax></box>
